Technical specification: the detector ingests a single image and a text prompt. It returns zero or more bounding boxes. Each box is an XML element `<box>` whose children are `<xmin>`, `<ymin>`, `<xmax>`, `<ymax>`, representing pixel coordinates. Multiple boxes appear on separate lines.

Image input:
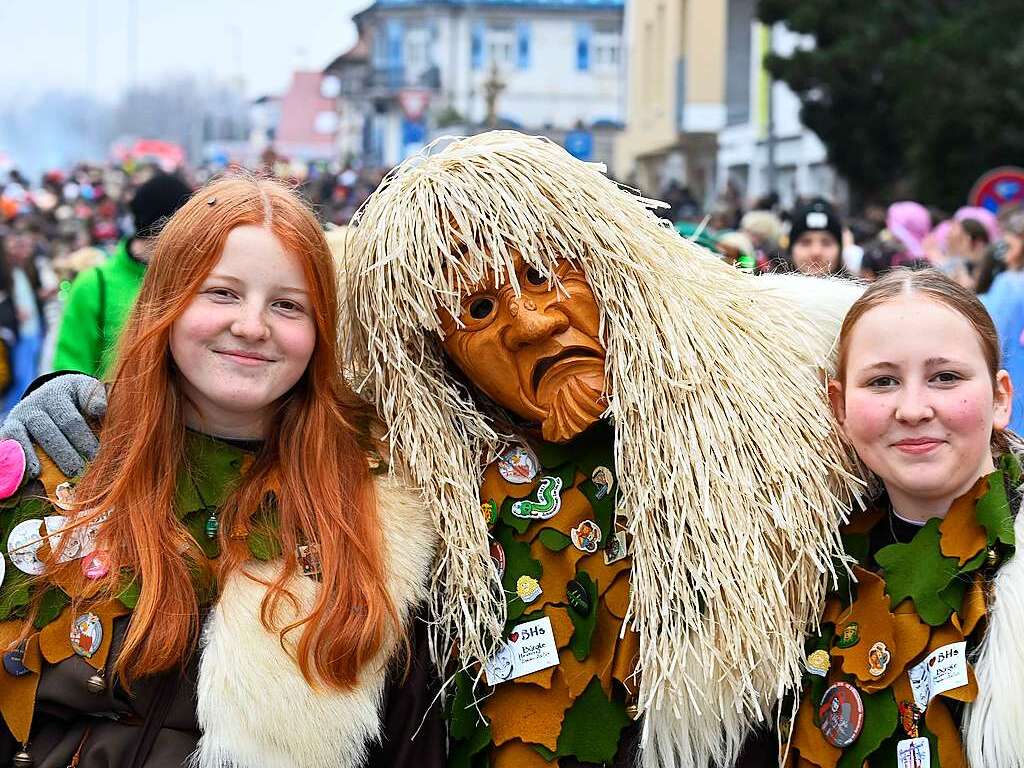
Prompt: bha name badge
<box><xmin>484</xmin><ymin>615</ymin><xmax>560</xmax><ymax>685</ymax></box>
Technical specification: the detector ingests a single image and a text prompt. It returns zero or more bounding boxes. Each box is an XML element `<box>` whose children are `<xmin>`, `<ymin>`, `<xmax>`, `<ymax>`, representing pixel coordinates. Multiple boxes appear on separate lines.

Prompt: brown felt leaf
<box><xmin>605</xmin><ymin>571</ymin><xmax>630</xmax><ymax>619</ymax></box>
<box><xmin>0</xmin><ymin>631</ymin><xmax>41</xmax><ymax>743</ymax></box>
<box><xmin>39</xmin><ymin>599</ymin><xmax>129</xmax><ymax>671</ymax></box>
<box><xmin>583</xmin><ymin>548</ymin><xmax>631</xmax><ymax>598</ymax></box>
<box><xmin>611</xmin><ymin>625</ymin><xmax>639</xmax><ymax>691</ymax></box>
<box><xmin>483</xmin><ymin>668</ymin><xmax>571</xmax><ymax>751</ymax></box>
<box><xmin>832</xmin><ymin>566</ymin><xmax>897</xmax><ymax>682</ymax></box>
<box><xmin>859</xmin><ymin>611</ymin><xmax>930</xmax><ymax>693</ymax></box>
<box><xmin>789</xmin><ymin>690</ymin><xmax>840</xmax><ymax>768</ymax></box>
<box><xmin>558</xmin><ymin>601</ymin><xmax>620</xmax><ymax>697</ymax></box>
<box><xmin>547</xmin><ymin>607</ymin><xmax>575</xmax><ymax>649</ymax></box>
<box><xmin>821</xmin><ymin>596</ymin><xmax>843</xmax><ymax>626</ymax></box>
<box><xmin>481</xmin><ymin>461</ymin><xmax>535</xmax><ymax>503</ymax></box>
<box><xmin>959</xmin><ymin>574</ymin><xmax>987</xmax><ymax>637</ymax></box>
<box><xmin>491</xmin><ymin>738</ymin><xmax>554</xmax><ymax>768</ymax></box>
<box><xmin>37</xmin><ymin>450</ymin><xmax>70</xmax><ymax>498</ymax></box>
<box><xmin>939</xmin><ymin>476</ymin><xmax>989</xmax><ymax>565</ymax></box>
<box><xmin>925</xmin><ymin>697</ymin><xmax>967</xmax><ymax>768</ymax></box>
<box><xmin>515</xmin><ymin>664</ymin><xmax>556</xmax><ymax>689</ymax></box>
<box><xmin>529</xmin><ymin>537</ymin><xmax>585</xmax><ymax>611</ymax></box>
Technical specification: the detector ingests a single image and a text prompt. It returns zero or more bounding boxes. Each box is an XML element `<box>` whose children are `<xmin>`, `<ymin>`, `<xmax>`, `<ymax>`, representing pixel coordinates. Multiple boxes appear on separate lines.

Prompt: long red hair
<box><xmin>54</xmin><ymin>175</ymin><xmax>395</xmax><ymax>687</ymax></box>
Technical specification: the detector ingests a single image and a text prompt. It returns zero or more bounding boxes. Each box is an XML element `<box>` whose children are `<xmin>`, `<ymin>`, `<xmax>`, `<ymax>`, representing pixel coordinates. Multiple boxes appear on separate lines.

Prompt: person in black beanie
<box><xmin>787</xmin><ymin>200</ymin><xmax>848</xmax><ymax>277</ymax></box>
<box><xmin>51</xmin><ymin>173</ymin><xmax>193</xmax><ymax>376</ymax></box>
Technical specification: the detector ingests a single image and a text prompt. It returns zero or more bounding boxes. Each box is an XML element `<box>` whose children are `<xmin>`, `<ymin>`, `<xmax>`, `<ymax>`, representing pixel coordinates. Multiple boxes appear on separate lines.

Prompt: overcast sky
<box><xmin>0</xmin><ymin>0</ymin><xmax>370</xmax><ymax>103</ymax></box>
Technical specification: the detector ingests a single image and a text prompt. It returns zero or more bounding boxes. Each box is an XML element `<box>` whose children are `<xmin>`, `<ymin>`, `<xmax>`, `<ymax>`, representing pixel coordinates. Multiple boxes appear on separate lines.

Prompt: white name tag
<box><xmin>908</xmin><ymin>642</ymin><xmax>969</xmax><ymax>710</ymax></box>
<box><xmin>484</xmin><ymin>616</ymin><xmax>560</xmax><ymax>685</ymax></box>
<box><xmin>897</xmin><ymin>736</ymin><xmax>930</xmax><ymax>767</ymax></box>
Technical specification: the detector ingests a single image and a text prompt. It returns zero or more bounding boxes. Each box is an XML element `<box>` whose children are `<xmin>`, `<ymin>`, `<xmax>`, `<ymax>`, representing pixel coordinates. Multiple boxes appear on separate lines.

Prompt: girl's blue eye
<box><xmin>868</xmin><ymin>376</ymin><xmax>898</xmax><ymax>387</ymax></box>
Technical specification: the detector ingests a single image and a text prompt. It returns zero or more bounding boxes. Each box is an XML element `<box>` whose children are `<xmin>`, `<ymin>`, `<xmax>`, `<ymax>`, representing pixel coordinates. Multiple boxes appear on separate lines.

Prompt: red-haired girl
<box><xmin>786</xmin><ymin>269</ymin><xmax>1024</xmax><ymax>767</ymax></box>
<box><xmin>0</xmin><ymin>176</ymin><xmax>441</xmax><ymax>768</ymax></box>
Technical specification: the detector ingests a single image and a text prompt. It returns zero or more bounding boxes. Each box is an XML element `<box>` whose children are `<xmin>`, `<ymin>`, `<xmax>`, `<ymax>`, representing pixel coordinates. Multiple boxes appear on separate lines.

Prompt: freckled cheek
<box><xmin>941</xmin><ymin>389</ymin><xmax>993</xmax><ymax>432</ymax></box>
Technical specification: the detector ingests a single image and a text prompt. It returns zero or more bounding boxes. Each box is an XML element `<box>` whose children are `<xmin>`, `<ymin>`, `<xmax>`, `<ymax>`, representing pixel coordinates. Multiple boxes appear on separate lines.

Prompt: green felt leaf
<box><xmin>0</xmin><ymin>576</ymin><xmax>31</xmax><ymax>621</ymax></box>
<box><xmin>1002</xmin><ymin>451</ymin><xmax>1023</xmax><ymax>487</ymax></box>
<box><xmin>248</xmin><ymin>527</ymin><xmax>283</xmax><ymax>561</ymax></box>
<box><xmin>449</xmin><ymin>670</ymin><xmax>487</xmax><ymax>740</ymax></box>
<box><xmin>118</xmin><ymin>574</ymin><xmax>141</xmax><ymax>610</ymax></box>
<box><xmin>448</xmin><ymin>722</ymin><xmax>492</xmax><ymax>768</ymax></box>
<box><xmin>835</xmin><ymin>687</ymin><xmax>898</xmax><ymax>768</ymax></box>
<box><xmin>567</xmin><ymin>571</ymin><xmax>598</xmax><ymax>661</ymax></box>
<box><xmin>538</xmin><ymin>528</ymin><xmax>572</xmax><ymax>552</ymax></box>
<box><xmin>497</xmin><ymin>526</ymin><xmax>542</xmax><ymax>623</ymax></box>
<box><xmin>175</xmin><ymin>432</ymin><xmax>249</xmax><ymax>514</ymax></box>
<box><xmin>577</xmin><ymin>479</ymin><xmax>616</xmax><ymax>541</ymax></box>
<box><xmin>976</xmin><ymin>468</ymin><xmax>1015</xmax><ymax>548</ymax></box>
<box><xmin>531</xmin><ymin>744</ymin><xmax>557</xmax><ymax>761</ymax></box>
<box><xmin>874</xmin><ymin>518</ymin><xmax>961</xmax><ymax>625</ymax></box>
<box><xmin>499</xmin><ymin>496</ymin><xmax>531</xmax><ymax>534</ymax></box>
<box><xmin>555</xmin><ymin>675</ymin><xmax>631</xmax><ymax>763</ymax></box>
<box><xmin>33</xmin><ymin>587</ymin><xmax>70</xmax><ymax>629</ymax></box>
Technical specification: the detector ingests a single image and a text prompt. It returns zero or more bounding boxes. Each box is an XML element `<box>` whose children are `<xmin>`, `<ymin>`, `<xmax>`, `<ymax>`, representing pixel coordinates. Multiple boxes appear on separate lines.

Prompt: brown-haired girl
<box><xmin>0</xmin><ymin>176</ymin><xmax>441</xmax><ymax>767</ymax></box>
<box><xmin>786</xmin><ymin>268</ymin><xmax>1024</xmax><ymax>767</ymax></box>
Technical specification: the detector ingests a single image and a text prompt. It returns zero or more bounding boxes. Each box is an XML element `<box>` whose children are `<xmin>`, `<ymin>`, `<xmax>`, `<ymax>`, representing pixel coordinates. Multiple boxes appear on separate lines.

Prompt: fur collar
<box><xmin>190</xmin><ymin>475</ymin><xmax>435</xmax><ymax>768</ymax></box>
<box><xmin>964</xmin><ymin>504</ymin><xmax>1024</xmax><ymax>766</ymax></box>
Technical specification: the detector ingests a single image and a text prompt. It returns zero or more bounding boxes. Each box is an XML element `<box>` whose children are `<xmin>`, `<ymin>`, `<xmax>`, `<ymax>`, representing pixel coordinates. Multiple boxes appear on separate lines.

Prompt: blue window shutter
<box><xmin>517</xmin><ymin>22</ymin><xmax>531</xmax><ymax>70</ymax></box>
<box><xmin>576</xmin><ymin>23</ymin><xmax>592</xmax><ymax>71</ymax></box>
<box><xmin>471</xmin><ymin>21</ymin><xmax>485</xmax><ymax>70</ymax></box>
<box><xmin>386</xmin><ymin>20</ymin><xmax>404</xmax><ymax>66</ymax></box>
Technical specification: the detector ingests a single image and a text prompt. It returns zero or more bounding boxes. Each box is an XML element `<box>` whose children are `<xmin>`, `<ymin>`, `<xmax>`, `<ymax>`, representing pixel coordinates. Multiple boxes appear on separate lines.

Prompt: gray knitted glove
<box><xmin>0</xmin><ymin>374</ymin><xmax>107</xmax><ymax>479</ymax></box>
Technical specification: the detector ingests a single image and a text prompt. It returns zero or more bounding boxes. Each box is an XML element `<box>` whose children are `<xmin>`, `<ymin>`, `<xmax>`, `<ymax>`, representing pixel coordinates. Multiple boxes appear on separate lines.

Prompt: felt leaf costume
<box><xmin>786</xmin><ymin>458</ymin><xmax>1021</xmax><ymax>768</ymax></box>
<box><xmin>451</xmin><ymin>422</ymin><xmax>638</xmax><ymax>766</ymax></box>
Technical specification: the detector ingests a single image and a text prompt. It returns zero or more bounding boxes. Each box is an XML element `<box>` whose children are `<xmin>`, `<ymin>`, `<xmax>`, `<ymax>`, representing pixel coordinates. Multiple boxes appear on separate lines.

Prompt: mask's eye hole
<box><xmin>469</xmin><ymin>297</ymin><xmax>495</xmax><ymax>320</ymax></box>
<box><xmin>525</xmin><ymin>267</ymin><xmax>547</xmax><ymax>286</ymax></box>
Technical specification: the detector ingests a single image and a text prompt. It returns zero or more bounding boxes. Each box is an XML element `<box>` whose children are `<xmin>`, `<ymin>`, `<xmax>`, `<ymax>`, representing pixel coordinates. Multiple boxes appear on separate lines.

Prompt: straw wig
<box><xmin>346</xmin><ymin>131</ymin><xmax>863</xmax><ymax>767</ymax></box>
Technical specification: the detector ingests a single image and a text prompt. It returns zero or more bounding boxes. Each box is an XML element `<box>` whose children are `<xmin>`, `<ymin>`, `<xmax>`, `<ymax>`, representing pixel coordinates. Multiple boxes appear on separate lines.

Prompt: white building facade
<box><xmin>717</xmin><ymin>0</ymin><xmax>845</xmax><ymax>208</ymax></box>
<box><xmin>352</xmin><ymin>0</ymin><xmax>625</xmax><ymax>167</ymax></box>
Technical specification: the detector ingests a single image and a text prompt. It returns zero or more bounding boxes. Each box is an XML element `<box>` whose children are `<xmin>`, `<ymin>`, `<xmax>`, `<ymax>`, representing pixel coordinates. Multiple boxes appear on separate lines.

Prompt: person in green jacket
<box><xmin>52</xmin><ymin>173</ymin><xmax>192</xmax><ymax>377</ymax></box>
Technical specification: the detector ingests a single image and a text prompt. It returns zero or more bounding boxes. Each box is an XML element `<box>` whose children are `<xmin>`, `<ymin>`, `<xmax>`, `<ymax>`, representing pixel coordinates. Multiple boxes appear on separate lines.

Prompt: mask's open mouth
<box><xmin>531</xmin><ymin>346</ymin><xmax>603</xmax><ymax>397</ymax></box>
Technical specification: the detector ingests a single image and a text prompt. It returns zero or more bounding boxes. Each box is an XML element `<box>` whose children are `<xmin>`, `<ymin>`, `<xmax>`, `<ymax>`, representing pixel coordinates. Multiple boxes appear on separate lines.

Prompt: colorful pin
<box><xmin>516</xmin><ymin>575</ymin><xmax>542</xmax><ymax>604</ymax></box>
<box><xmin>481</xmin><ymin>499</ymin><xmax>498</xmax><ymax>528</ymax></box>
<box><xmin>69</xmin><ymin>612</ymin><xmax>103</xmax><ymax>659</ymax></box>
<box><xmin>490</xmin><ymin>541</ymin><xmax>506</xmax><ymax>578</ymax></box>
<box><xmin>53</xmin><ymin>481</ymin><xmax>76</xmax><ymax>511</ymax></box>
<box><xmin>570</xmin><ymin>520</ymin><xmax>602</xmax><ymax>554</ymax></box>
<box><xmin>498</xmin><ymin>446</ymin><xmax>540</xmax><ymax>485</ymax></box>
<box><xmin>205</xmin><ymin>511</ymin><xmax>219</xmax><ymax>539</ymax></box>
<box><xmin>603</xmin><ymin>530</ymin><xmax>628</xmax><ymax>565</ymax></box>
<box><xmin>868</xmin><ymin>641</ymin><xmax>891</xmax><ymax>678</ymax></box>
<box><xmin>82</xmin><ymin>551</ymin><xmax>110</xmax><ymax>580</ymax></box>
<box><xmin>566</xmin><ymin>578</ymin><xmax>592</xmax><ymax>616</ymax></box>
<box><xmin>818</xmin><ymin>682</ymin><xmax>865</xmax><ymax>748</ymax></box>
<box><xmin>805</xmin><ymin>649</ymin><xmax>831</xmax><ymax>677</ymax></box>
<box><xmin>2</xmin><ymin>643</ymin><xmax>30</xmax><ymax>677</ymax></box>
<box><xmin>0</xmin><ymin>550</ymin><xmax>5</xmax><ymax>585</ymax></box>
<box><xmin>7</xmin><ymin>518</ymin><xmax>47</xmax><ymax>575</ymax></box>
<box><xmin>0</xmin><ymin>439</ymin><xmax>26</xmax><ymax>500</ymax></box>
<box><xmin>511</xmin><ymin>476</ymin><xmax>563</xmax><ymax>520</ymax></box>
<box><xmin>591</xmin><ymin>466</ymin><xmax>614</xmax><ymax>499</ymax></box>
<box><xmin>297</xmin><ymin>544</ymin><xmax>321</xmax><ymax>577</ymax></box>
<box><xmin>836</xmin><ymin>621</ymin><xmax>860</xmax><ymax>649</ymax></box>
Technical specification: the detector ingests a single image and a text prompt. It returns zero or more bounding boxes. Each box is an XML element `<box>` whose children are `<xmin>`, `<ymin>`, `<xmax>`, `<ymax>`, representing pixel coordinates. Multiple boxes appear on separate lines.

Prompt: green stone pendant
<box><xmin>205</xmin><ymin>512</ymin><xmax>219</xmax><ymax>539</ymax></box>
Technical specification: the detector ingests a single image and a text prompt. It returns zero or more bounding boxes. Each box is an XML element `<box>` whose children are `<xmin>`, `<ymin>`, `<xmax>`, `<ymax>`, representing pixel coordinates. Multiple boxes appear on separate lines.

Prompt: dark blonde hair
<box><xmin>835</xmin><ymin>267</ymin><xmax>1009</xmax><ymax>452</ymax></box>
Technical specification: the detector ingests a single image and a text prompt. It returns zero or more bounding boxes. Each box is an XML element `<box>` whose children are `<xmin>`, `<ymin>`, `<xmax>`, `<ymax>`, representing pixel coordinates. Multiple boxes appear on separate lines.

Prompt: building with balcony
<box><xmin>348</xmin><ymin>0</ymin><xmax>626</xmax><ymax>167</ymax></box>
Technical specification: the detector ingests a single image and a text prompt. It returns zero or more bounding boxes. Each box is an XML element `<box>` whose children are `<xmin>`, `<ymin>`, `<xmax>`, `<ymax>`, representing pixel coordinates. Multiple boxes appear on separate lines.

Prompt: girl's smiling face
<box><xmin>830</xmin><ymin>295</ymin><xmax>1012</xmax><ymax>513</ymax></box>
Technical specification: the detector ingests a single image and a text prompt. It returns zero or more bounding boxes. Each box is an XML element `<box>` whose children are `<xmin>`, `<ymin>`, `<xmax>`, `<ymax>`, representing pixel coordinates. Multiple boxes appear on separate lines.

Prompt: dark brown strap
<box><xmin>126</xmin><ymin>671</ymin><xmax>181</xmax><ymax>768</ymax></box>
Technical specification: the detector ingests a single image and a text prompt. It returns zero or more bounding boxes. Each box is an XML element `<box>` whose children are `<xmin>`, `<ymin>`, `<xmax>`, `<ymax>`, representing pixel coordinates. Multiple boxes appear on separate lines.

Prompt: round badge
<box><xmin>69</xmin><ymin>612</ymin><xmax>103</xmax><ymax>659</ymax></box>
<box><xmin>0</xmin><ymin>439</ymin><xmax>26</xmax><ymax>500</ymax></box>
<box><xmin>2</xmin><ymin>642</ymin><xmax>30</xmax><ymax>677</ymax></box>
<box><xmin>867</xmin><ymin>641</ymin><xmax>891</xmax><ymax>678</ymax></box>
<box><xmin>81</xmin><ymin>551</ymin><xmax>110</xmax><ymax>580</ymax></box>
<box><xmin>570</xmin><ymin>520</ymin><xmax>601</xmax><ymax>554</ymax></box>
<box><xmin>591</xmin><ymin>465</ymin><xmax>614</xmax><ymax>499</ymax></box>
<box><xmin>490</xmin><ymin>542</ymin><xmax>506</xmax><ymax>578</ymax></box>
<box><xmin>7</xmin><ymin>518</ymin><xmax>47</xmax><ymax>575</ymax></box>
<box><xmin>44</xmin><ymin>515</ymin><xmax>81</xmax><ymax>563</ymax></box>
<box><xmin>516</xmin><ymin>575</ymin><xmax>542</xmax><ymax>604</ymax></box>
<box><xmin>818</xmin><ymin>682</ymin><xmax>865</xmax><ymax>748</ymax></box>
<box><xmin>566</xmin><ymin>579</ymin><xmax>592</xmax><ymax>616</ymax></box>
<box><xmin>836</xmin><ymin>621</ymin><xmax>860</xmax><ymax>649</ymax></box>
<box><xmin>805</xmin><ymin>649</ymin><xmax>830</xmax><ymax>677</ymax></box>
<box><xmin>481</xmin><ymin>499</ymin><xmax>498</xmax><ymax>528</ymax></box>
<box><xmin>53</xmin><ymin>481</ymin><xmax>76</xmax><ymax>511</ymax></box>
<box><xmin>498</xmin><ymin>446</ymin><xmax>540</xmax><ymax>485</ymax></box>
<box><xmin>0</xmin><ymin>551</ymin><xmax>5</xmax><ymax>585</ymax></box>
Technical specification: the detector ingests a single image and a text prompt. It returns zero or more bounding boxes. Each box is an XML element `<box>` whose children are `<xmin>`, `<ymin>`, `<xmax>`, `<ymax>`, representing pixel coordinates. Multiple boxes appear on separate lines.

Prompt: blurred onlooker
<box><xmin>885</xmin><ymin>201</ymin><xmax>931</xmax><ymax>265</ymax></box>
<box><xmin>945</xmin><ymin>217</ymin><xmax>993</xmax><ymax>291</ymax></box>
<box><xmin>980</xmin><ymin>206</ymin><xmax>1024</xmax><ymax>432</ymax></box>
<box><xmin>740</xmin><ymin>210</ymin><xmax>785</xmax><ymax>272</ymax></box>
<box><xmin>786</xmin><ymin>200</ymin><xmax>850</xmax><ymax>278</ymax></box>
<box><xmin>716</xmin><ymin>231</ymin><xmax>756</xmax><ymax>271</ymax></box>
<box><xmin>52</xmin><ymin>173</ymin><xmax>192</xmax><ymax>377</ymax></box>
<box><xmin>1</xmin><ymin>229</ymin><xmax>47</xmax><ymax>410</ymax></box>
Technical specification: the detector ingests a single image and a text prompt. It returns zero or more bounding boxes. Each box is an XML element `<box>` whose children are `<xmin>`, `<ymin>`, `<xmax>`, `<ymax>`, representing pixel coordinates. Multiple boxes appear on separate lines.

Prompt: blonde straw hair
<box><xmin>345</xmin><ymin>132</ymin><xmax>861</xmax><ymax>767</ymax></box>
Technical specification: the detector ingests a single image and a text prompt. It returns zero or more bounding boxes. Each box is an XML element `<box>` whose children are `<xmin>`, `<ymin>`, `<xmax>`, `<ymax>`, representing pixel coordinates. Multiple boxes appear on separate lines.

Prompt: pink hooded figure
<box><xmin>886</xmin><ymin>201</ymin><xmax>932</xmax><ymax>262</ymax></box>
<box><xmin>955</xmin><ymin>206</ymin><xmax>1002</xmax><ymax>245</ymax></box>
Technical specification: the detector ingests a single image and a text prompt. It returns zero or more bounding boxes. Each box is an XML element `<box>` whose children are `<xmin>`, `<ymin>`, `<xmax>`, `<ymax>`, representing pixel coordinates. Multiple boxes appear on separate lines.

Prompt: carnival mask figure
<box><xmin>347</xmin><ymin>132</ymin><xmax>864</xmax><ymax>768</ymax></box>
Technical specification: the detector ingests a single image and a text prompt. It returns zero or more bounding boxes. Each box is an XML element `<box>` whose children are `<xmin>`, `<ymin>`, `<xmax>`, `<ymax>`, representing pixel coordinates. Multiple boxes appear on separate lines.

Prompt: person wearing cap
<box><xmin>51</xmin><ymin>173</ymin><xmax>192</xmax><ymax>378</ymax></box>
<box><xmin>788</xmin><ymin>201</ymin><xmax>850</xmax><ymax>277</ymax></box>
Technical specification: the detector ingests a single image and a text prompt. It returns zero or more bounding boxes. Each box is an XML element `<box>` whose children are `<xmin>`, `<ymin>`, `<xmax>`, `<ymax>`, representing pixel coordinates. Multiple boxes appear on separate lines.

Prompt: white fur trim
<box><xmin>191</xmin><ymin>476</ymin><xmax>435</xmax><ymax>768</ymax></box>
<box><xmin>964</xmin><ymin>508</ymin><xmax>1024</xmax><ymax>767</ymax></box>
